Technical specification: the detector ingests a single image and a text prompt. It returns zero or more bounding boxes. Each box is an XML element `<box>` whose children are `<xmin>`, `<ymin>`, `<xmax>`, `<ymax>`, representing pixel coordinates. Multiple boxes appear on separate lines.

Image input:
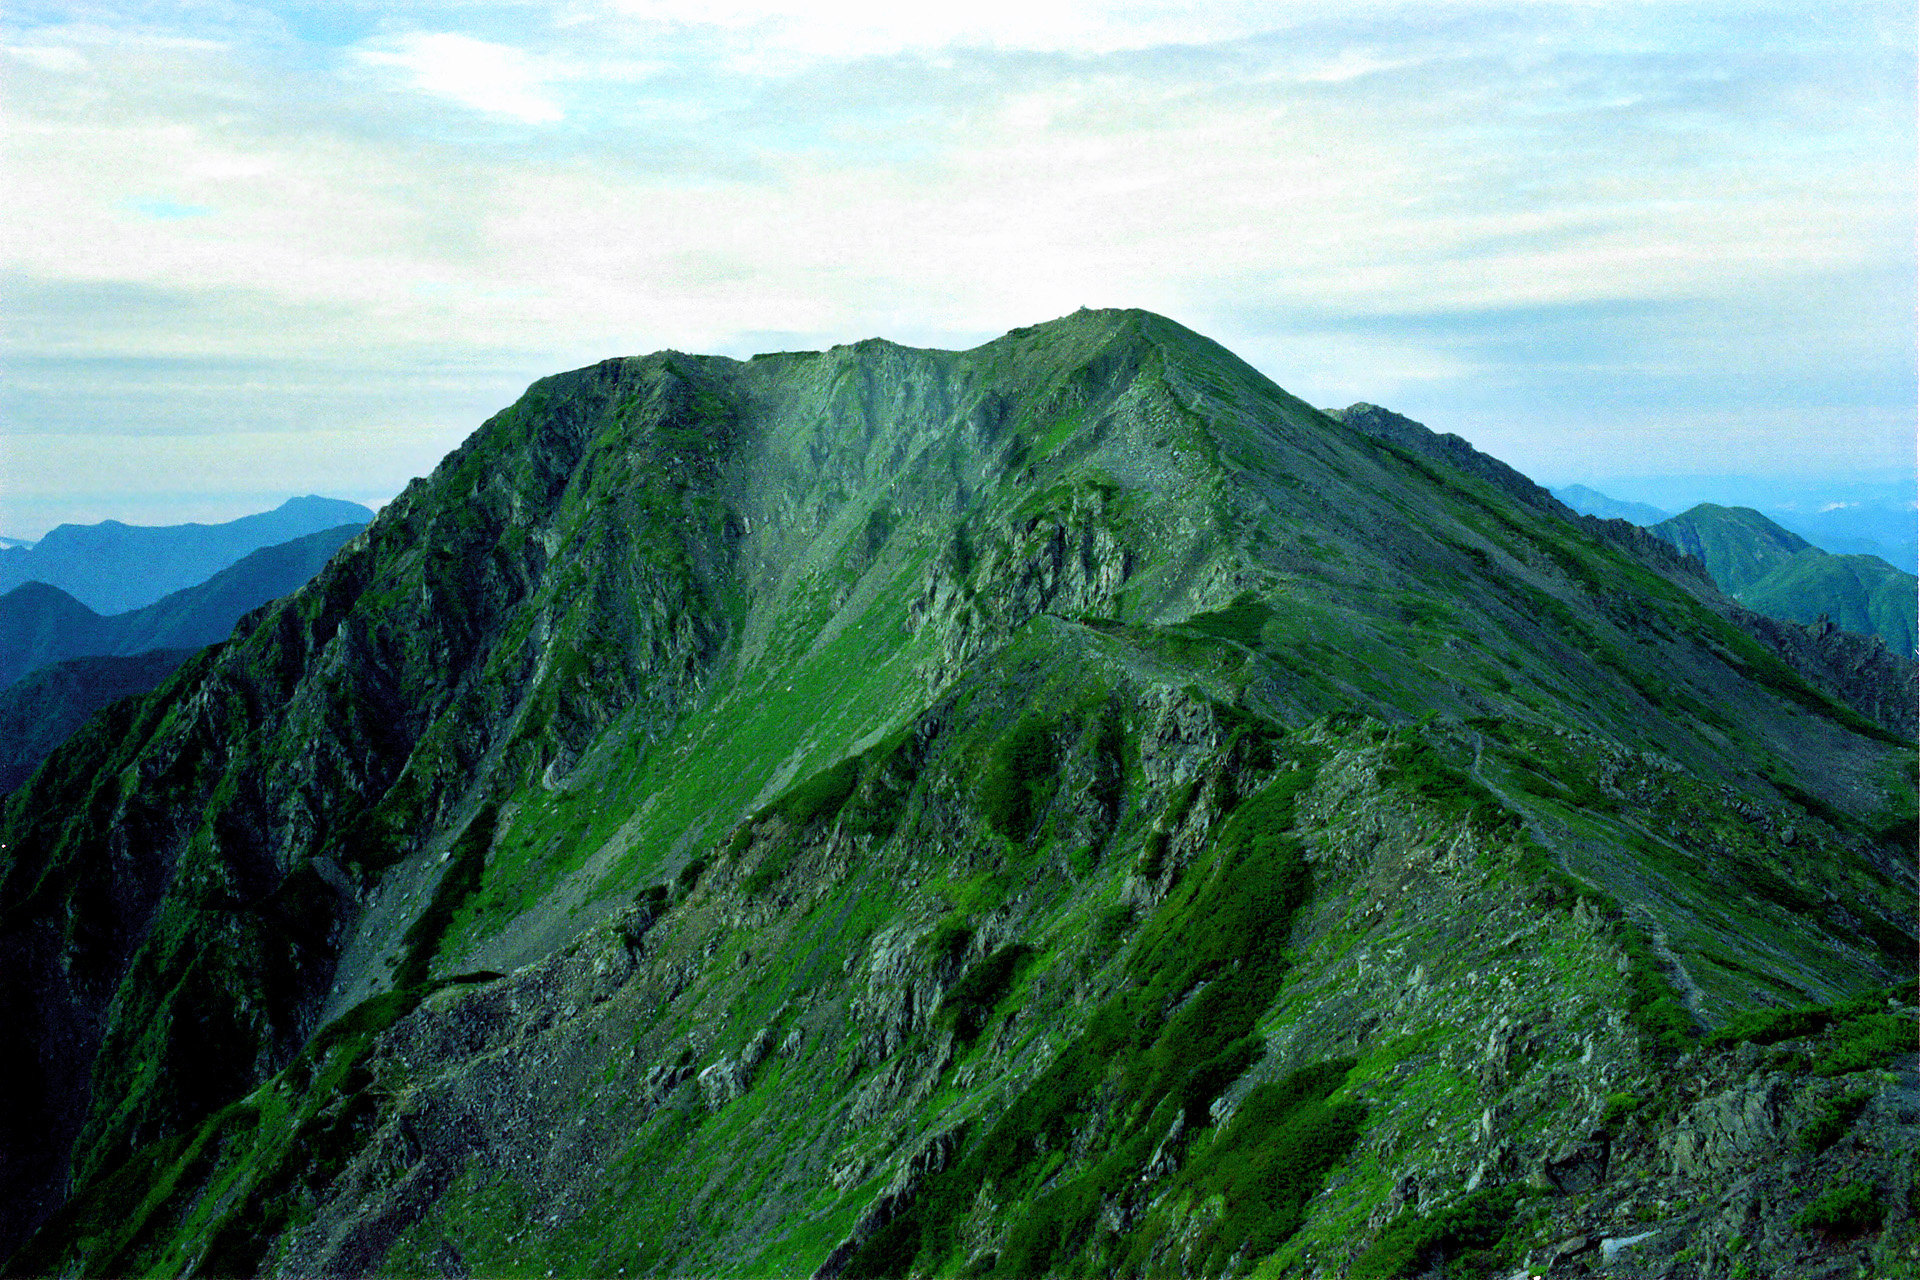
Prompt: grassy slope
<box><xmin>1649</xmin><ymin>504</ymin><xmax>1813</xmax><ymax>594</ymax></box>
<box><xmin>28</xmin><ymin>653</ymin><xmax>1907</xmax><ymax>1278</ymax></box>
<box><xmin>1651</xmin><ymin>503</ymin><xmax>1917</xmax><ymax>654</ymax></box>
<box><xmin>4</xmin><ymin>310</ymin><xmax>1914</xmax><ymax>1279</ymax></box>
<box><xmin>1739</xmin><ymin>550</ymin><xmax>1917</xmax><ymax>655</ymax></box>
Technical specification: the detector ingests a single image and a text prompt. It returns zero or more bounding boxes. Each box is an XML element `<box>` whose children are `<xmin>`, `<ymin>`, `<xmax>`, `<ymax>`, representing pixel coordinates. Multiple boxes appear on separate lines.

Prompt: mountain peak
<box><xmin>2</xmin><ymin>315</ymin><xmax>1913</xmax><ymax>1279</ymax></box>
<box><xmin>0</xmin><ymin>578</ymin><xmax>100</xmax><ymax>622</ymax></box>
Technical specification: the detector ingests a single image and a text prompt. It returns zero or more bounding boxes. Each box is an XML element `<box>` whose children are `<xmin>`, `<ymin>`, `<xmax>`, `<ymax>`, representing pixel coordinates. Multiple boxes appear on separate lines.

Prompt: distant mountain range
<box><xmin>1555</xmin><ymin>484</ymin><xmax>1917</xmax><ymax>654</ymax></box>
<box><xmin>1554</xmin><ymin>483</ymin><xmax>1917</xmax><ymax>574</ymax></box>
<box><xmin>0</xmin><ymin>495</ymin><xmax>373</xmax><ymax>613</ymax></box>
<box><xmin>0</xmin><ymin>522</ymin><xmax>368</xmax><ymax>795</ymax></box>
<box><xmin>1771</xmin><ymin>501</ymin><xmax>1920</xmax><ymax>573</ymax></box>
<box><xmin>1645</xmin><ymin>505</ymin><xmax>1917</xmax><ymax>655</ymax></box>
<box><xmin>1550</xmin><ymin>484</ymin><xmax>1671</xmax><ymax>526</ymax></box>
<box><xmin>0</xmin><ymin>522</ymin><xmax>367</xmax><ymax>689</ymax></box>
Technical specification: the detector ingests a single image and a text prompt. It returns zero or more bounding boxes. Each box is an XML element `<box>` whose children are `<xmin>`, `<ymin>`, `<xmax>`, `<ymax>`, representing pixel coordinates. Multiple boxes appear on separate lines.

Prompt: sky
<box><xmin>2</xmin><ymin>0</ymin><xmax>1914</xmax><ymax>538</ymax></box>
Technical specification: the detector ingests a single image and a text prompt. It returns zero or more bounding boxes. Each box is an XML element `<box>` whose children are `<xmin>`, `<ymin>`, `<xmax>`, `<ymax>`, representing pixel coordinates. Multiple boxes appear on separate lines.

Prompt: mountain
<box><xmin>0</xmin><ymin>581</ymin><xmax>102</xmax><ymax>685</ymax></box>
<box><xmin>0</xmin><ymin>523</ymin><xmax>367</xmax><ymax>689</ymax></box>
<box><xmin>1647</xmin><ymin>504</ymin><xmax>1815</xmax><ymax>592</ymax></box>
<box><xmin>1739</xmin><ymin>554</ymin><xmax>1918</xmax><ymax>655</ymax></box>
<box><xmin>0</xmin><ymin>649</ymin><xmax>199</xmax><ymax>796</ymax></box>
<box><xmin>2</xmin><ymin>311</ymin><xmax>1914</xmax><ymax>1280</ymax></box>
<box><xmin>1551</xmin><ymin>483</ymin><xmax>1671</xmax><ymax>526</ymax></box>
<box><xmin>1769</xmin><ymin>503</ymin><xmax>1919</xmax><ymax>576</ymax></box>
<box><xmin>0</xmin><ymin>495</ymin><xmax>374</xmax><ymax>614</ymax></box>
<box><xmin>1649</xmin><ymin>505</ymin><xmax>1918</xmax><ymax>655</ymax></box>
<box><xmin>1545</xmin><ymin>478</ymin><xmax>1918</xmax><ymax>574</ymax></box>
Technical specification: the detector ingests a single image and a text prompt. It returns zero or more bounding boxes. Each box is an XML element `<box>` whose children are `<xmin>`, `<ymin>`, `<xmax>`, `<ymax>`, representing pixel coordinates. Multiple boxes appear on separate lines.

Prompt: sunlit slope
<box><xmin>2</xmin><ymin>309</ymin><xmax>1913</xmax><ymax>1278</ymax></box>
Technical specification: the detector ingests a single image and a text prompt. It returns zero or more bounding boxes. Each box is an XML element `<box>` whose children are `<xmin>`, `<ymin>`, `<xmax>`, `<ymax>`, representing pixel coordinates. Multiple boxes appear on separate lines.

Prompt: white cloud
<box><xmin>589</xmin><ymin>0</ymin><xmax>1301</xmax><ymax>59</ymax></box>
<box><xmin>356</xmin><ymin>32</ymin><xmax>564</xmax><ymax>123</ymax></box>
<box><xmin>3</xmin><ymin>43</ymin><xmax>89</xmax><ymax>72</ymax></box>
<box><xmin>0</xmin><ymin>1</ymin><xmax>1912</xmax><ymax>530</ymax></box>
<box><xmin>1296</xmin><ymin>48</ymin><xmax>1410</xmax><ymax>83</ymax></box>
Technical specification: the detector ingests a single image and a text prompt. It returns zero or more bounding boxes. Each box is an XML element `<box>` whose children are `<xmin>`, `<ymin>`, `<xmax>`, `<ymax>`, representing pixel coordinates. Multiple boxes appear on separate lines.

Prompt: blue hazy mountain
<box><xmin>1563</xmin><ymin>476</ymin><xmax>1916</xmax><ymax>573</ymax></box>
<box><xmin>1766</xmin><ymin>502</ymin><xmax>1918</xmax><ymax>575</ymax></box>
<box><xmin>1551</xmin><ymin>484</ymin><xmax>1672</xmax><ymax>526</ymax></box>
<box><xmin>0</xmin><ymin>522</ymin><xmax>366</xmax><ymax>689</ymax></box>
<box><xmin>0</xmin><ymin>495</ymin><xmax>374</xmax><ymax>613</ymax></box>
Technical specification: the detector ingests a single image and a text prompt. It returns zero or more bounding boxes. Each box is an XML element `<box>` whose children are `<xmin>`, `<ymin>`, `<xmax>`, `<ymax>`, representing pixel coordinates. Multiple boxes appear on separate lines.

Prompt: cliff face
<box><xmin>3</xmin><ymin>310</ymin><xmax>1914</xmax><ymax>1279</ymax></box>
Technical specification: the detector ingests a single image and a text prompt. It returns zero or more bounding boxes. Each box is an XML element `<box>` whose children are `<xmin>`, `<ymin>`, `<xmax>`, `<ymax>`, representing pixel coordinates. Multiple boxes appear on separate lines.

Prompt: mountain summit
<box><xmin>2</xmin><ymin>310</ymin><xmax>1913</xmax><ymax>1278</ymax></box>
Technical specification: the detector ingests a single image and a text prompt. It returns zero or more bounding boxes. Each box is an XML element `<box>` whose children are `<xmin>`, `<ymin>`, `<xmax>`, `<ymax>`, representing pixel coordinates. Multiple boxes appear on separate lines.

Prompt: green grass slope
<box><xmin>1648</xmin><ymin>503</ymin><xmax>1814</xmax><ymax>593</ymax></box>
<box><xmin>2</xmin><ymin>310</ymin><xmax>1913</xmax><ymax>1279</ymax></box>
<box><xmin>1650</xmin><ymin>504</ymin><xmax>1917</xmax><ymax>654</ymax></box>
<box><xmin>1740</xmin><ymin>550</ymin><xmax>1917</xmax><ymax>656</ymax></box>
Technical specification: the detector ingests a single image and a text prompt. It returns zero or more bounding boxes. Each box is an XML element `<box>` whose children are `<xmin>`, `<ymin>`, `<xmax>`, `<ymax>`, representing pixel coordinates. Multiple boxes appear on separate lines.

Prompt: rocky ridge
<box><xmin>1329</xmin><ymin>403</ymin><xmax>1917</xmax><ymax>737</ymax></box>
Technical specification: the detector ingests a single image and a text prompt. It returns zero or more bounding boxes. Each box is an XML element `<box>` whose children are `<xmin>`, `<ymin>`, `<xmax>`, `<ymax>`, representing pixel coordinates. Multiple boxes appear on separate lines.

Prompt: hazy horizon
<box><xmin>6</xmin><ymin>444</ymin><xmax>1913</xmax><ymax>548</ymax></box>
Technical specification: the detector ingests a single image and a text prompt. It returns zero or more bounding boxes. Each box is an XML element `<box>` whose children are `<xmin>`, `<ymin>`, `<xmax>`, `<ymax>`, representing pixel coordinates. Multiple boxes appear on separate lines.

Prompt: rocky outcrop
<box><xmin>1736</xmin><ymin>608</ymin><xmax>1919</xmax><ymax>741</ymax></box>
<box><xmin>1331</xmin><ymin>402</ymin><xmax>1576</xmax><ymax>522</ymax></box>
<box><xmin>1505</xmin><ymin>1028</ymin><xmax>1920</xmax><ymax>1279</ymax></box>
<box><xmin>696</xmin><ymin>1026</ymin><xmax>776</xmax><ymax>1107</ymax></box>
<box><xmin>813</xmin><ymin>1129</ymin><xmax>962</xmax><ymax>1280</ymax></box>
